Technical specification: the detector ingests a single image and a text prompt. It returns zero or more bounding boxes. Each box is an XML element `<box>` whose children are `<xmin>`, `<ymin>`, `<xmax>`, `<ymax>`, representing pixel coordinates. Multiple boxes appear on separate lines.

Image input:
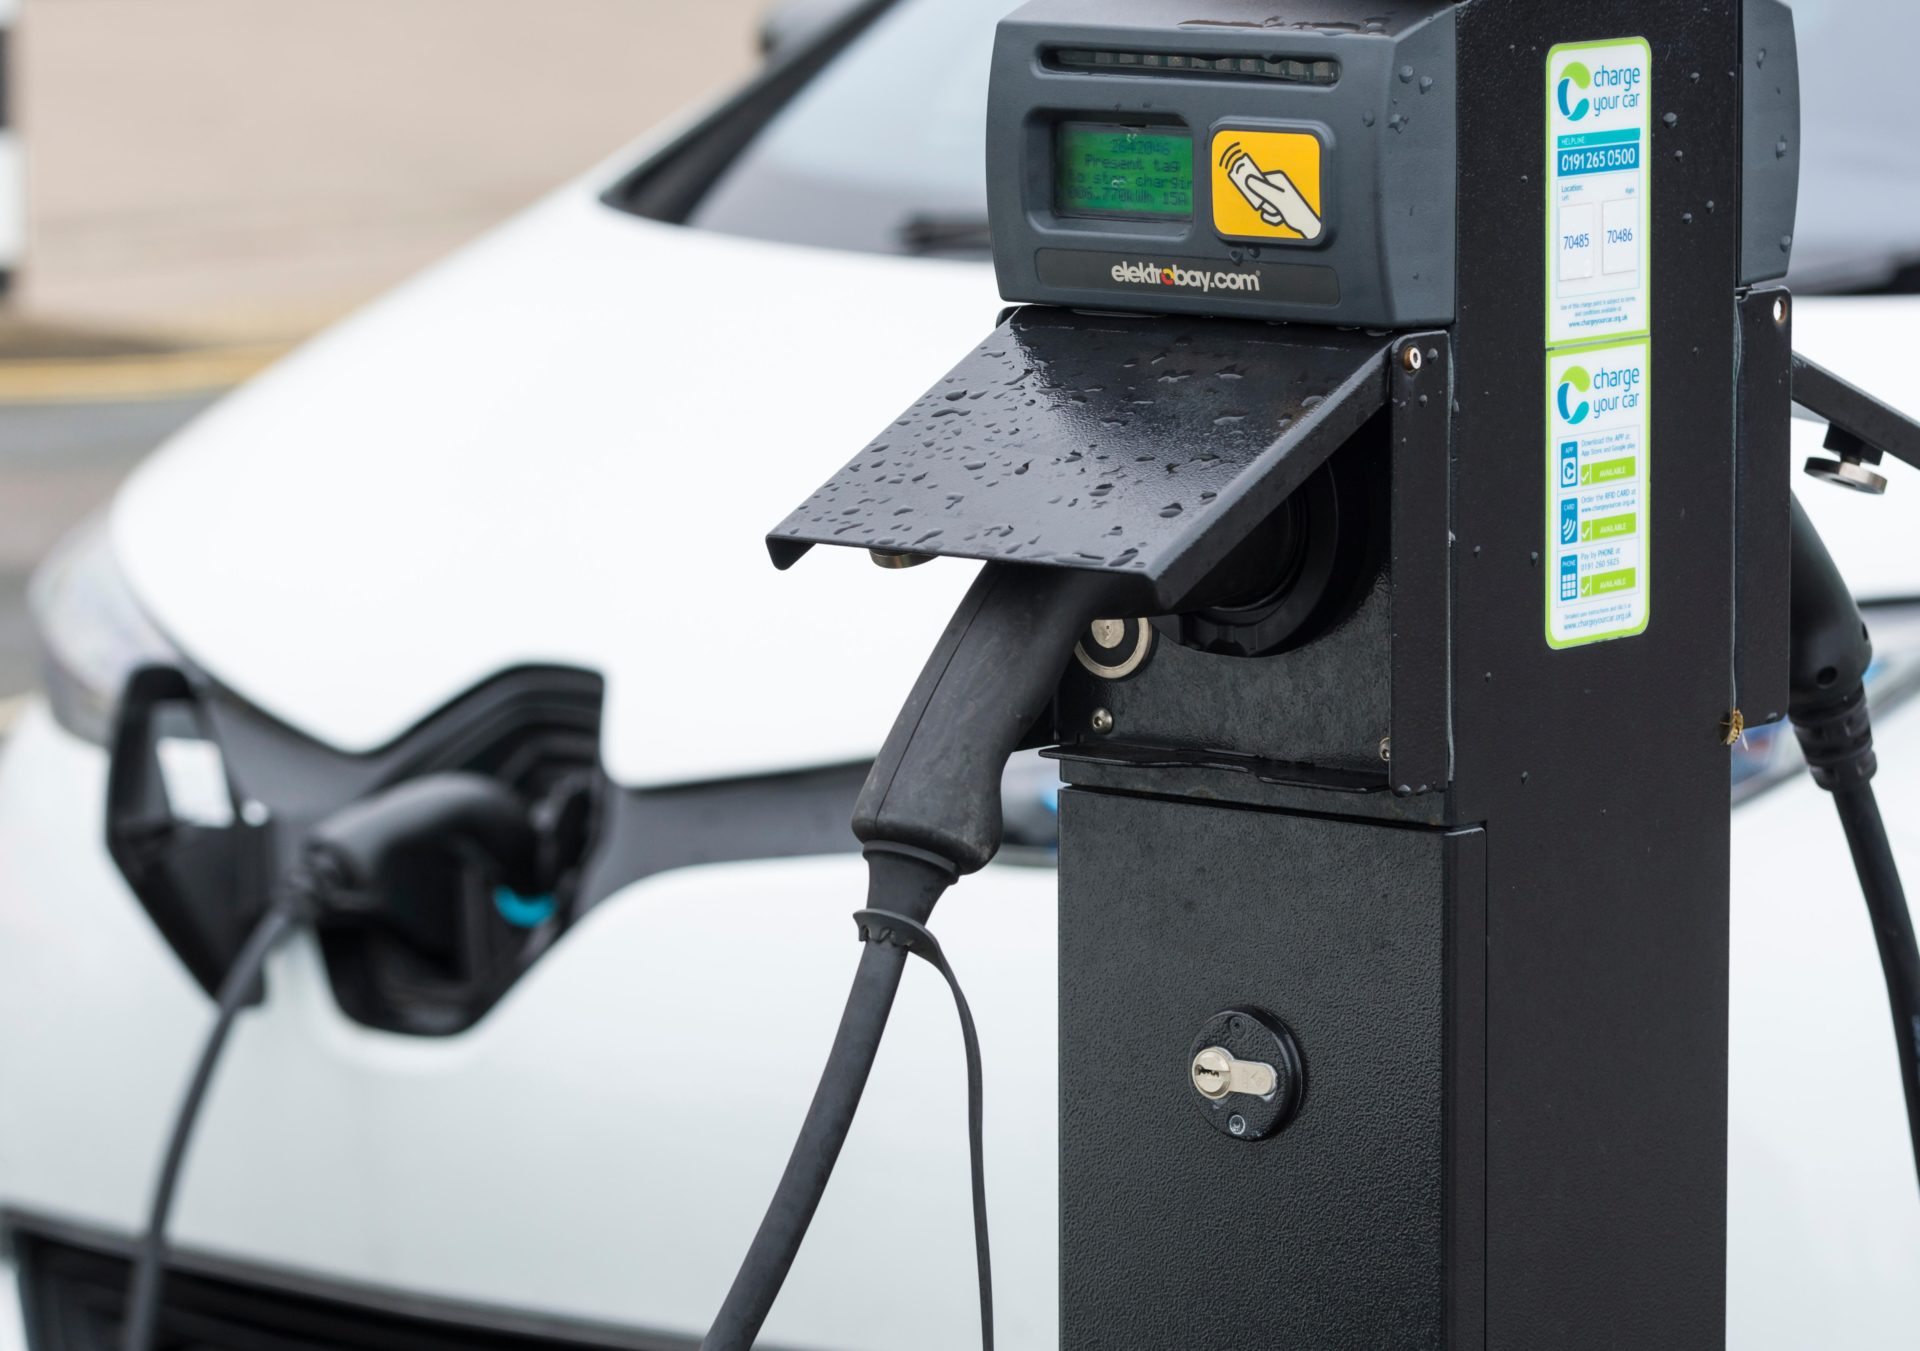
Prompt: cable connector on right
<box><xmin>1791</xmin><ymin>684</ymin><xmax>1877</xmax><ymax>792</ymax></box>
<box><xmin>1787</xmin><ymin>494</ymin><xmax>1878</xmax><ymax>795</ymax></box>
<box><xmin>1784</xmin><ymin>494</ymin><xmax>1920</xmax><ymax>1197</ymax></box>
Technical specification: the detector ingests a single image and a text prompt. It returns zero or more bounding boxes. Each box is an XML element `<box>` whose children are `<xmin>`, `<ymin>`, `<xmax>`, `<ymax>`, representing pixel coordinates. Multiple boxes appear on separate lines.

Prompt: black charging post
<box><xmin>714</xmin><ymin>1</ymin><xmax>1887</xmax><ymax>1347</ymax></box>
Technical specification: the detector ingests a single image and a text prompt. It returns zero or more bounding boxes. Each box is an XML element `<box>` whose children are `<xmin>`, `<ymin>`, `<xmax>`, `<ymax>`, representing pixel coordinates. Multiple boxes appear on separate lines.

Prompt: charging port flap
<box><xmin>768</xmin><ymin>306</ymin><xmax>1394</xmax><ymax>611</ymax></box>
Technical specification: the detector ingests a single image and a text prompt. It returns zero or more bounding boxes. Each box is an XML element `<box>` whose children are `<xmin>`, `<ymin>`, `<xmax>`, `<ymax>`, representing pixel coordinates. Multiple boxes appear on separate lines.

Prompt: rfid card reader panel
<box><xmin>988</xmin><ymin>0</ymin><xmax>1459</xmax><ymax>328</ymax></box>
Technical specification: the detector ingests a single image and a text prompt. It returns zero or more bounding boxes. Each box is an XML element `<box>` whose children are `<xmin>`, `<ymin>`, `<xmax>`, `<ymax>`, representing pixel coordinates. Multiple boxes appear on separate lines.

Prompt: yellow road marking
<box><xmin>0</xmin><ymin>342</ymin><xmax>295</xmax><ymax>404</ymax></box>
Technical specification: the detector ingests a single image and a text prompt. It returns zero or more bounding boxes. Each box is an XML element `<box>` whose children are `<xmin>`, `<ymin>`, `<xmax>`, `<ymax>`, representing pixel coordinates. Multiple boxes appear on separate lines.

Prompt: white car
<box><xmin>6</xmin><ymin>1</ymin><xmax>1920</xmax><ymax>1348</ymax></box>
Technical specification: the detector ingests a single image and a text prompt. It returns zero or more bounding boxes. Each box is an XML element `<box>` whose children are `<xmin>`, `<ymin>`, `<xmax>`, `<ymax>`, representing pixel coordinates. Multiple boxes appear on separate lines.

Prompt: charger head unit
<box><xmin>988</xmin><ymin>0</ymin><xmax>1458</xmax><ymax>326</ymax></box>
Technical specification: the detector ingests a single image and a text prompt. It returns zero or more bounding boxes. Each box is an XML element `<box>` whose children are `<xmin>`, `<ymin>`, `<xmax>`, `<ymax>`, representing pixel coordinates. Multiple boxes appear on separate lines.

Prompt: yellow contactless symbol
<box><xmin>1210</xmin><ymin>129</ymin><xmax>1324</xmax><ymax>242</ymax></box>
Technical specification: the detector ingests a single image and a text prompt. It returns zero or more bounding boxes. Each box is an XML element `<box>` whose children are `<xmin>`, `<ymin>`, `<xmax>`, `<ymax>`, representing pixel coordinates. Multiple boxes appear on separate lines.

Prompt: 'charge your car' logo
<box><xmin>1557</xmin><ymin>59</ymin><xmax>1644</xmax><ymax>123</ymax></box>
<box><xmin>1557</xmin><ymin>62</ymin><xmax>1592</xmax><ymax>121</ymax></box>
<box><xmin>1557</xmin><ymin>366</ymin><xmax>1592</xmax><ymax>425</ymax></box>
<box><xmin>1557</xmin><ymin>361</ymin><xmax>1644</xmax><ymax>425</ymax></box>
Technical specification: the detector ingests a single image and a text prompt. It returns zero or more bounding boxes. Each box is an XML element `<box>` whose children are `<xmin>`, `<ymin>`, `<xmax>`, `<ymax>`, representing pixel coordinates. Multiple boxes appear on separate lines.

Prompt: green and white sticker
<box><xmin>1547</xmin><ymin>38</ymin><xmax>1650</xmax><ymax>648</ymax></box>
<box><xmin>1546</xmin><ymin>339</ymin><xmax>1649</xmax><ymax>648</ymax></box>
<box><xmin>1547</xmin><ymin>39</ymin><xmax>1651</xmax><ymax>346</ymax></box>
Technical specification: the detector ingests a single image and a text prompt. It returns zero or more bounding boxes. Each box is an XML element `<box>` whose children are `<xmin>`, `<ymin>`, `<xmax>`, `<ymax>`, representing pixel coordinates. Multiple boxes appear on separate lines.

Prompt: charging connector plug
<box><xmin>704</xmin><ymin>563</ymin><xmax>1120</xmax><ymax>1351</ymax></box>
<box><xmin>301</xmin><ymin>770</ymin><xmax>553</xmax><ymax>913</ymax></box>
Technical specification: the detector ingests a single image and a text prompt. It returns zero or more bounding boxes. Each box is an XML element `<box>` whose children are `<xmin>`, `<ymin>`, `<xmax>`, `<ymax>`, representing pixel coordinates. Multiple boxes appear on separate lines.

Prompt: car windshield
<box><xmin>683</xmin><ymin>0</ymin><xmax>1007</xmax><ymax>256</ymax></box>
<box><xmin>1789</xmin><ymin>0</ymin><xmax>1920</xmax><ymax>290</ymax></box>
<box><xmin>682</xmin><ymin>0</ymin><xmax>1920</xmax><ymax>289</ymax></box>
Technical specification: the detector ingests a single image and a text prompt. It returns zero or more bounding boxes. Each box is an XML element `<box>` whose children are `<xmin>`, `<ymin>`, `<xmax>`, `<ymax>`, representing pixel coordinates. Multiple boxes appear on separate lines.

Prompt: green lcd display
<box><xmin>1055</xmin><ymin>122</ymin><xmax>1194</xmax><ymax>220</ymax></box>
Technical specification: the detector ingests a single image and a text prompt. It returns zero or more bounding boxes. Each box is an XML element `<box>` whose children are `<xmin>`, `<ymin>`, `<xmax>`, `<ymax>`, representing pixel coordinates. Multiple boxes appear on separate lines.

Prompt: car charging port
<box><xmin>107</xmin><ymin>665</ymin><xmax>607</xmax><ymax>1037</ymax></box>
<box><xmin>309</xmin><ymin>695</ymin><xmax>605</xmax><ymax>1037</ymax></box>
<box><xmin>308</xmin><ymin>769</ymin><xmax>598</xmax><ymax>1035</ymax></box>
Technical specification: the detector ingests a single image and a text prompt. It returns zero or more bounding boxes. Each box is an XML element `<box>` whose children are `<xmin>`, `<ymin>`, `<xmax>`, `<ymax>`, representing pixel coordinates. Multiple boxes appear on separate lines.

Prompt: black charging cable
<box><xmin>1786</xmin><ymin>496</ymin><xmax>1920</xmax><ymax>1187</ymax></box>
<box><xmin>119</xmin><ymin>772</ymin><xmax>551</xmax><ymax>1351</ymax></box>
<box><xmin>119</xmin><ymin>893</ymin><xmax>302</xmax><ymax>1351</ymax></box>
<box><xmin>852</xmin><ymin>905</ymin><xmax>992</xmax><ymax>1349</ymax></box>
<box><xmin>702</xmin><ymin>563</ymin><xmax>1119</xmax><ymax>1351</ymax></box>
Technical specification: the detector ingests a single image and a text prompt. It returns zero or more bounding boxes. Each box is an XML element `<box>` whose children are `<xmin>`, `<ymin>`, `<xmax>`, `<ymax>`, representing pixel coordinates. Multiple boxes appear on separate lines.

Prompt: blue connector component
<box><xmin>494</xmin><ymin>887</ymin><xmax>557</xmax><ymax>929</ymax></box>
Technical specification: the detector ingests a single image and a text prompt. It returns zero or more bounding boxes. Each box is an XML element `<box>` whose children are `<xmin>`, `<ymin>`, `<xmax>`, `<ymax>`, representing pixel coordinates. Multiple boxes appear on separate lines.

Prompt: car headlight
<box><xmin>1732</xmin><ymin>599</ymin><xmax>1920</xmax><ymax>805</ymax></box>
<box><xmin>28</xmin><ymin>515</ymin><xmax>180</xmax><ymax>746</ymax></box>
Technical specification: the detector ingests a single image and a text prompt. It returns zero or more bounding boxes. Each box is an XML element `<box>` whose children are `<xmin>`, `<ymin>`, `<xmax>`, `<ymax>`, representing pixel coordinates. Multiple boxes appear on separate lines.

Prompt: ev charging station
<box><xmin>706</xmin><ymin>0</ymin><xmax>1920</xmax><ymax>1347</ymax></box>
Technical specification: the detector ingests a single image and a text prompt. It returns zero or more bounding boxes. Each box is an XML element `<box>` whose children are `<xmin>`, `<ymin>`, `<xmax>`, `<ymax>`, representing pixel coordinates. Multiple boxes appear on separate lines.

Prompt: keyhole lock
<box><xmin>1186</xmin><ymin>1007</ymin><xmax>1305</xmax><ymax>1142</ymax></box>
<box><xmin>1191</xmin><ymin>1046</ymin><xmax>1277</xmax><ymax>1100</ymax></box>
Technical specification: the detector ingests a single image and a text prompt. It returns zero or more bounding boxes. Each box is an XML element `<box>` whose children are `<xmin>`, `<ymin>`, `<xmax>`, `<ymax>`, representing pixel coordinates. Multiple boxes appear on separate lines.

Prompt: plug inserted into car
<box><xmin>302</xmin><ymin>770</ymin><xmax>553</xmax><ymax>915</ymax></box>
<box><xmin>119</xmin><ymin>768</ymin><xmax>566</xmax><ymax>1351</ymax></box>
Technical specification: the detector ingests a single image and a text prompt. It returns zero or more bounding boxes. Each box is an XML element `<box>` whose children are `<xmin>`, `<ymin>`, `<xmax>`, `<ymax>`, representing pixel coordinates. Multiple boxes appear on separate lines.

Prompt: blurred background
<box><xmin>0</xmin><ymin>0</ymin><xmax>764</xmax><ymax>720</ymax></box>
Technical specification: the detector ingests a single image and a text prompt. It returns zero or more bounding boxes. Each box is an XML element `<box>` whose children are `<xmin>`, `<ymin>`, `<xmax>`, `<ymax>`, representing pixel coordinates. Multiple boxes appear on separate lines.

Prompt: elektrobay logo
<box><xmin>1109</xmin><ymin>260</ymin><xmax>1263</xmax><ymax>295</ymax></box>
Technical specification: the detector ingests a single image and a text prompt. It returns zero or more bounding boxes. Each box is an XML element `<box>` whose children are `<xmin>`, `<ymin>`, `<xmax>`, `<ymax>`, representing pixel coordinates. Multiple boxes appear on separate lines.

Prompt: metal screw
<box><xmin>1378</xmin><ymin>736</ymin><xmax>1392</xmax><ymax>763</ymax></box>
<box><xmin>1091</xmin><ymin>708</ymin><xmax>1115</xmax><ymax>735</ymax></box>
<box><xmin>870</xmin><ymin>549</ymin><xmax>933</xmax><ymax>569</ymax></box>
<box><xmin>1773</xmin><ymin>295</ymin><xmax>1789</xmax><ymax>326</ymax></box>
<box><xmin>1228</xmin><ymin>1114</ymin><xmax>1248</xmax><ymax>1136</ymax></box>
<box><xmin>1401</xmin><ymin>345</ymin><xmax>1423</xmax><ymax>373</ymax></box>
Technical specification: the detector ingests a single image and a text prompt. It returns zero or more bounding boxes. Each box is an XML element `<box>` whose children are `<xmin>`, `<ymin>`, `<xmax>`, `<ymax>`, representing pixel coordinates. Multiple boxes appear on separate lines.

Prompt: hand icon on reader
<box><xmin>1220</xmin><ymin>143</ymin><xmax>1324</xmax><ymax>241</ymax></box>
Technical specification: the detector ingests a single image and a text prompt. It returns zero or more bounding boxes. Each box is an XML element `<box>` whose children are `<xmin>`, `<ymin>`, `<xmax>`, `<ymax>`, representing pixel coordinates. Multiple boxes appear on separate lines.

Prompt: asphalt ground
<box><xmin>0</xmin><ymin>392</ymin><xmax>217</xmax><ymax>714</ymax></box>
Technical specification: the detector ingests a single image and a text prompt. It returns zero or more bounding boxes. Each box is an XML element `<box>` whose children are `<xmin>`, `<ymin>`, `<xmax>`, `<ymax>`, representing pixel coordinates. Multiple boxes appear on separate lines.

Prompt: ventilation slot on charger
<box><xmin>1046</xmin><ymin>48</ymin><xmax>1340</xmax><ymax>85</ymax></box>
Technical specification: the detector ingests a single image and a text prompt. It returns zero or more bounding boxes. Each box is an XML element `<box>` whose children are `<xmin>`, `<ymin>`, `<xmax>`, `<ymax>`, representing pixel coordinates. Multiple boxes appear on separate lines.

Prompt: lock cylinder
<box><xmin>1186</xmin><ymin>1007</ymin><xmax>1304</xmax><ymax>1142</ymax></box>
<box><xmin>1191</xmin><ymin>1046</ymin><xmax>1278</xmax><ymax>1100</ymax></box>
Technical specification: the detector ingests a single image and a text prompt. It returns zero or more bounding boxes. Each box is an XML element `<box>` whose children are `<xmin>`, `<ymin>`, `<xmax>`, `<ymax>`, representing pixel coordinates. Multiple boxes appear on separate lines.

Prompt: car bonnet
<box><xmin>110</xmin><ymin>187</ymin><xmax>1003</xmax><ymax>787</ymax></box>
